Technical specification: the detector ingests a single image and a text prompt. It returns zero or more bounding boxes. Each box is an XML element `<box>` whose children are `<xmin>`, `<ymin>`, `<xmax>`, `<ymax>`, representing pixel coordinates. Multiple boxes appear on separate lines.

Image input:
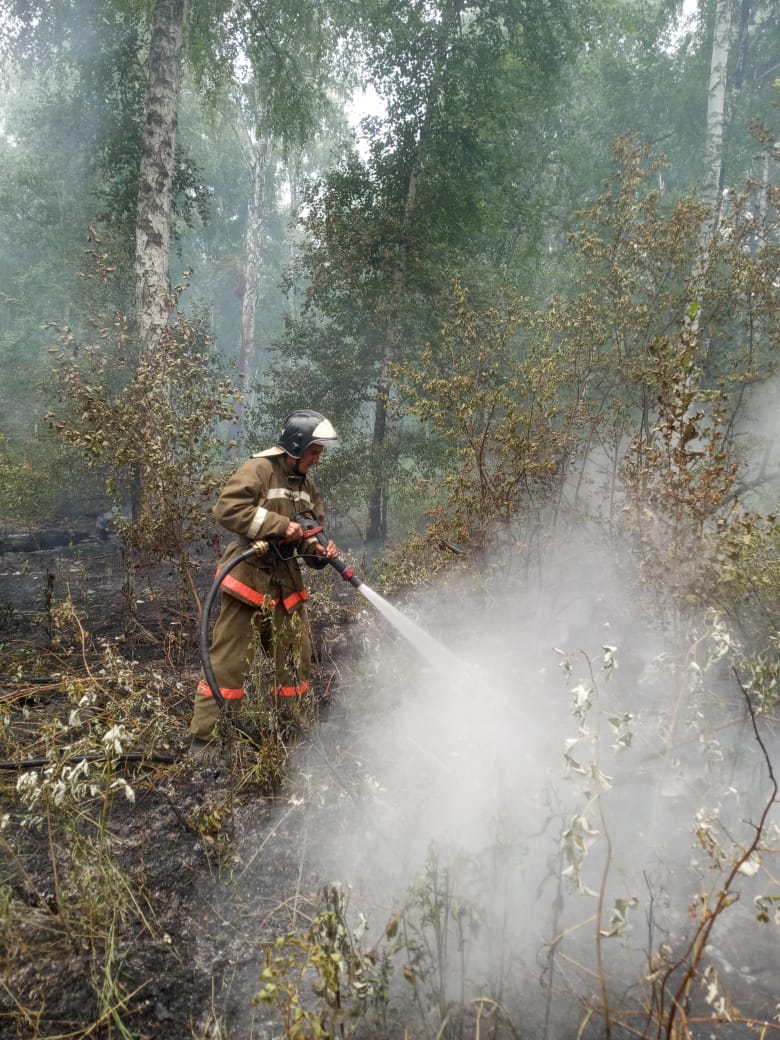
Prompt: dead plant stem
<box><xmin>662</xmin><ymin>671</ymin><xmax>778</xmax><ymax>1040</ymax></box>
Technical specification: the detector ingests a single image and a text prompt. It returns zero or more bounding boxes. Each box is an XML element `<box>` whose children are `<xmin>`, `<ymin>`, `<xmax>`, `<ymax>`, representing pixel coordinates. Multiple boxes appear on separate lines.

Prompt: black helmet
<box><xmin>277</xmin><ymin>410</ymin><xmax>339</xmax><ymax>459</ymax></box>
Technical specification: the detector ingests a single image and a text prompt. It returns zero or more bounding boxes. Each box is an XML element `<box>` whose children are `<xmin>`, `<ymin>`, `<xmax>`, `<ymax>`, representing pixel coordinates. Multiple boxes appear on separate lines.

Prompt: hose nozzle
<box><xmin>291</xmin><ymin>511</ymin><xmax>362</xmax><ymax>588</ymax></box>
<box><xmin>326</xmin><ymin>554</ymin><xmax>362</xmax><ymax>589</ymax></box>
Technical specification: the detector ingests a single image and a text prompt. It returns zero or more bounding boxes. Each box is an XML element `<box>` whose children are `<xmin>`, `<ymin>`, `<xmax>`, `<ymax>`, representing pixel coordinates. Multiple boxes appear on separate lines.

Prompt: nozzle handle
<box><xmin>290</xmin><ymin>511</ymin><xmax>362</xmax><ymax>588</ymax></box>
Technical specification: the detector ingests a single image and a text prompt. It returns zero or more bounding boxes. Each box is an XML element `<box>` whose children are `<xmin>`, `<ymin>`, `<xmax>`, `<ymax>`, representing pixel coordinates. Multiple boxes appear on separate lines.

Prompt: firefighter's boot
<box><xmin>188</xmin><ymin>689</ymin><xmax>222</xmax><ymax>742</ymax></box>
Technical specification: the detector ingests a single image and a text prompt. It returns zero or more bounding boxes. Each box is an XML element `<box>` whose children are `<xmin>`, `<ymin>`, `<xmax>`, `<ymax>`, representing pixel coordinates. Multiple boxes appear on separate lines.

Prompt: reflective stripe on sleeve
<box><xmin>247</xmin><ymin>505</ymin><xmax>269</xmax><ymax>538</ymax></box>
<box><xmin>264</xmin><ymin>488</ymin><xmax>314</xmax><ymax>509</ymax></box>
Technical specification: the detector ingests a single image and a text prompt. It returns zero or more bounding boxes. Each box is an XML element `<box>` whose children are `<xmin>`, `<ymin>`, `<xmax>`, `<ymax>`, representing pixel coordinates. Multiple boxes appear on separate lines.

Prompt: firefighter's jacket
<box><xmin>213</xmin><ymin>449</ymin><xmax>327</xmax><ymax>614</ymax></box>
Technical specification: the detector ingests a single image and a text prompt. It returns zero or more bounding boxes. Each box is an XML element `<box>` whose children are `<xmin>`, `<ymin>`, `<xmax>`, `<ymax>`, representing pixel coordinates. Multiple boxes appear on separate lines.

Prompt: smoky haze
<box><xmin>282</xmin><ymin>529</ymin><xmax>779</xmax><ymax>1033</ymax></box>
<box><xmin>191</xmin><ymin>391</ymin><xmax>780</xmax><ymax>1034</ymax></box>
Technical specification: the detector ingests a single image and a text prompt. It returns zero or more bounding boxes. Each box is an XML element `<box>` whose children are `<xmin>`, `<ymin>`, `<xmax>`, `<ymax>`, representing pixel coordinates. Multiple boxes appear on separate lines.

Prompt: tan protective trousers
<box><xmin>188</xmin><ymin>593</ymin><xmax>313</xmax><ymax>740</ymax></box>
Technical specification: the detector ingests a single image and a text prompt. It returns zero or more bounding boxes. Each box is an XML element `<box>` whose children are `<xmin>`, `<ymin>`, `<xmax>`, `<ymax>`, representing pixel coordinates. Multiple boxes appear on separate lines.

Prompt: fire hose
<box><xmin>200</xmin><ymin>512</ymin><xmax>362</xmax><ymax>717</ymax></box>
<box><xmin>0</xmin><ymin>516</ymin><xmax>359</xmax><ymax>769</ymax></box>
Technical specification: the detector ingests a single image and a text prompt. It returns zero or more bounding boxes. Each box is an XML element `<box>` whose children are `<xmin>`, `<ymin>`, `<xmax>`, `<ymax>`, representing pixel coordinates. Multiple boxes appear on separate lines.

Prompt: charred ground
<box><xmin>0</xmin><ymin>534</ymin><xmax>364</xmax><ymax>1040</ymax></box>
<box><xmin>1</xmin><ymin>533</ymin><xmax>779</xmax><ymax>1040</ymax></box>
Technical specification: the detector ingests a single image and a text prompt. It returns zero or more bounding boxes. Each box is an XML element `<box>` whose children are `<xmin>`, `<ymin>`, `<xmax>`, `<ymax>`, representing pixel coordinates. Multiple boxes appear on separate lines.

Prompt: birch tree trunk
<box><xmin>699</xmin><ymin>0</ymin><xmax>735</xmax><ymax>252</ymax></box>
<box><xmin>670</xmin><ymin>0</ymin><xmax>735</xmax><ymax>485</ymax></box>
<box><xmin>134</xmin><ymin>0</ymin><xmax>186</xmax><ymax>355</ymax></box>
<box><xmin>221</xmin><ymin>109</ymin><xmax>271</xmax><ymax>452</ymax></box>
<box><xmin>687</xmin><ymin>0</ymin><xmax>734</xmax><ymax>348</ymax></box>
<box><xmin>130</xmin><ymin>0</ymin><xmax>185</xmax><ymax>548</ymax></box>
<box><xmin>233</xmin><ymin>122</ymin><xmax>271</xmax><ymax>442</ymax></box>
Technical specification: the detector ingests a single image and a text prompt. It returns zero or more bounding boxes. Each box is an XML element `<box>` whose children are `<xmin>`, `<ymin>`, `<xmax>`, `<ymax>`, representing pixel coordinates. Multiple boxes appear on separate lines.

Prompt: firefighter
<box><xmin>188</xmin><ymin>410</ymin><xmax>340</xmax><ymax>756</ymax></box>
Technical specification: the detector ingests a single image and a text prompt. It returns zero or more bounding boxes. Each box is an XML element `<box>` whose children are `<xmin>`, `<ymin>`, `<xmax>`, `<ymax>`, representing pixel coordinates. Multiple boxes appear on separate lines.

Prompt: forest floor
<box><xmin>0</xmin><ymin>535</ymin><xmax>373</xmax><ymax>1040</ymax></box>
<box><xmin>1</xmin><ymin>534</ymin><xmax>779</xmax><ymax>1040</ymax></box>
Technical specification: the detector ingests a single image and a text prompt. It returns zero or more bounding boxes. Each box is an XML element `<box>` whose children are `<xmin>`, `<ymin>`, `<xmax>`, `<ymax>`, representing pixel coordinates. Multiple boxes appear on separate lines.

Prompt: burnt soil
<box><xmin>0</xmin><ymin>537</ymin><xmax>367</xmax><ymax>1040</ymax></box>
<box><xmin>2</xmin><ymin>536</ymin><xmax>779</xmax><ymax>1040</ymax></box>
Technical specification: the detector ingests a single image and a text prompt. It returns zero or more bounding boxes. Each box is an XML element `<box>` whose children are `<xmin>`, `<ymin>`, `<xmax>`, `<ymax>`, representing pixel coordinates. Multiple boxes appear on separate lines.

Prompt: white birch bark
<box><xmin>699</xmin><ymin>0</ymin><xmax>735</xmax><ymax>252</ymax></box>
<box><xmin>670</xmin><ymin>0</ymin><xmax>735</xmax><ymax>484</ymax></box>
<box><xmin>686</xmin><ymin>0</ymin><xmax>735</xmax><ymax>348</ymax></box>
<box><xmin>134</xmin><ymin>0</ymin><xmax>186</xmax><ymax>354</ymax></box>
<box><xmin>239</xmin><ymin>125</ymin><xmax>270</xmax><ymax>392</ymax></box>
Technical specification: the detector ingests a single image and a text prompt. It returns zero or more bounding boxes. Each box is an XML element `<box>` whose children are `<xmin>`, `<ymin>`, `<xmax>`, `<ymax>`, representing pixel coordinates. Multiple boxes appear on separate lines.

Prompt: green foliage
<box><xmin>620</xmin><ymin>335</ymin><xmax>742</xmax><ymax>616</ymax></box>
<box><xmin>394</xmin><ymin>280</ymin><xmax>574</xmax><ymax>550</ymax></box>
<box><xmin>45</xmin><ymin>270</ymin><xmax>240</xmax><ymax>599</ymax></box>
<box><xmin>0</xmin><ymin>60</ymin><xmax>120</xmax><ymax>450</ymax></box>
<box><xmin>371</xmin><ymin>523</ymin><xmax>466</xmax><ymax>596</ymax></box>
<box><xmin>389</xmin><ymin>135</ymin><xmax>780</xmax><ymax>613</ymax></box>
<box><xmin>717</xmin><ymin>515</ymin><xmax>780</xmax><ymax>646</ymax></box>
<box><xmin>265</xmin><ymin>0</ymin><xmax>588</xmax><ymax>539</ymax></box>
<box><xmin>256</xmin><ymin>884</ymin><xmax>392</xmax><ymax>1038</ymax></box>
<box><xmin>594</xmin><ymin>134</ymin><xmax>780</xmax><ymax>620</ymax></box>
<box><xmin>0</xmin><ymin>434</ymin><xmax>58</xmax><ymax>525</ymax></box>
<box><xmin>571</xmin><ymin>135</ymin><xmax>778</xmax><ymax>441</ymax></box>
<box><xmin>0</xmin><ymin>432</ymin><xmax>106</xmax><ymax>525</ymax></box>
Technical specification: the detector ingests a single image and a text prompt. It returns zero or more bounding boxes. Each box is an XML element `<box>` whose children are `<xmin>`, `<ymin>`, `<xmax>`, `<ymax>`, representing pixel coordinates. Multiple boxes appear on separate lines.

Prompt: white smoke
<box><xmin>291</xmin><ymin>530</ymin><xmax>779</xmax><ymax>1033</ymax></box>
<box><xmin>199</xmin><ymin>361</ymin><xmax>780</xmax><ymax>1038</ymax></box>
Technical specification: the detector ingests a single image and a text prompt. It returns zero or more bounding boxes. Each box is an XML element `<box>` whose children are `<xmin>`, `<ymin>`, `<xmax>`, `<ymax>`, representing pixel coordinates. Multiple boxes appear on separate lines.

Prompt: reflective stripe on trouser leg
<box><xmin>188</xmin><ymin>594</ymin><xmax>313</xmax><ymax>738</ymax></box>
<box><xmin>270</xmin><ymin>603</ymin><xmax>312</xmax><ymax>697</ymax></box>
<box><xmin>188</xmin><ymin>593</ymin><xmax>261</xmax><ymax>739</ymax></box>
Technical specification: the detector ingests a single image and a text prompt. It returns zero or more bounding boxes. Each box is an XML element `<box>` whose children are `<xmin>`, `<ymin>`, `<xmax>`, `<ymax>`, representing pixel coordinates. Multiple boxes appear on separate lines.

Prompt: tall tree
<box><xmin>224</xmin><ymin>0</ymin><xmax>353</xmax><ymax>450</ymax></box>
<box><xmin>270</xmin><ymin>0</ymin><xmax>585</xmax><ymax>542</ymax></box>
<box><xmin>364</xmin><ymin>3</ymin><xmax>459</xmax><ymax>543</ymax></box>
<box><xmin>134</xmin><ymin>0</ymin><xmax>186</xmax><ymax>356</ymax></box>
<box><xmin>1</xmin><ymin>0</ymin><xmax>352</xmax><ymax>490</ymax></box>
<box><xmin>240</xmin><ymin>122</ymin><xmax>271</xmax><ymax>396</ymax></box>
<box><xmin>700</xmin><ymin>0</ymin><xmax>735</xmax><ymax>250</ymax></box>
